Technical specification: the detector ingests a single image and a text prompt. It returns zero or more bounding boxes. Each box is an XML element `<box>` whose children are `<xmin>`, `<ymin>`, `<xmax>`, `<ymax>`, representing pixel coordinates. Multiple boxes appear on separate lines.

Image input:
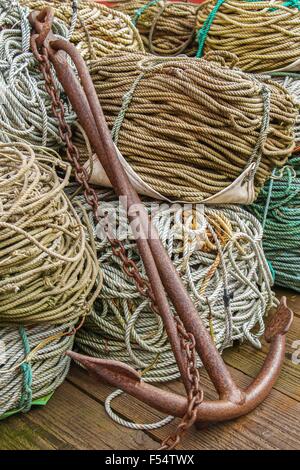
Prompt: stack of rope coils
<box><xmin>75</xmin><ymin>192</ymin><xmax>275</xmax><ymax>387</ymax></box>
<box><xmin>0</xmin><ymin>322</ymin><xmax>76</xmax><ymax>418</ymax></box>
<box><xmin>249</xmin><ymin>155</ymin><xmax>300</xmax><ymax>292</ymax></box>
<box><xmin>106</xmin><ymin>0</ymin><xmax>200</xmax><ymax>56</ymax></box>
<box><xmin>196</xmin><ymin>0</ymin><xmax>300</xmax><ymax>72</ymax></box>
<box><xmin>21</xmin><ymin>0</ymin><xmax>145</xmax><ymax>61</ymax></box>
<box><xmin>0</xmin><ymin>0</ymin><xmax>76</xmax><ymax>148</ymax></box>
<box><xmin>74</xmin><ymin>52</ymin><xmax>298</xmax><ymax>202</ymax></box>
<box><xmin>0</xmin><ymin>142</ymin><xmax>102</xmax><ymax>324</ymax></box>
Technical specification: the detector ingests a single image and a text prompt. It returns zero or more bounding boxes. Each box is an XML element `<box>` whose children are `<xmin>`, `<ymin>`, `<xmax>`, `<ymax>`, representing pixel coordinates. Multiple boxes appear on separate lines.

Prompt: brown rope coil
<box><xmin>0</xmin><ymin>142</ymin><xmax>102</xmax><ymax>324</ymax></box>
<box><xmin>74</xmin><ymin>52</ymin><xmax>298</xmax><ymax>202</ymax></box>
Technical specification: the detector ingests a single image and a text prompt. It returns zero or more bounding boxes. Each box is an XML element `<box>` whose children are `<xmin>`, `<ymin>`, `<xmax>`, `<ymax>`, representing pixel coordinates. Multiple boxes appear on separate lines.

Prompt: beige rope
<box><xmin>0</xmin><ymin>142</ymin><xmax>102</xmax><ymax>324</ymax></box>
<box><xmin>21</xmin><ymin>0</ymin><xmax>145</xmax><ymax>61</ymax></box>
<box><xmin>74</xmin><ymin>52</ymin><xmax>298</xmax><ymax>202</ymax></box>
<box><xmin>196</xmin><ymin>0</ymin><xmax>300</xmax><ymax>72</ymax></box>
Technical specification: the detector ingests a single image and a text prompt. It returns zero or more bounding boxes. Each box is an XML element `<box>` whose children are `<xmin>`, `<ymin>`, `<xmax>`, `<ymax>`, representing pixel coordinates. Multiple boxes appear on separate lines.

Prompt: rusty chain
<box><xmin>31</xmin><ymin>38</ymin><xmax>203</xmax><ymax>449</ymax></box>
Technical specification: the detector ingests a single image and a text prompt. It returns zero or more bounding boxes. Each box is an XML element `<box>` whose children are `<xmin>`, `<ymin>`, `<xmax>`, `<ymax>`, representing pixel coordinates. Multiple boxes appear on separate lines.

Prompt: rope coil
<box><xmin>249</xmin><ymin>154</ymin><xmax>300</xmax><ymax>292</ymax></box>
<box><xmin>0</xmin><ymin>0</ymin><xmax>76</xmax><ymax>148</ymax></box>
<box><xmin>21</xmin><ymin>0</ymin><xmax>145</xmax><ymax>61</ymax></box>
<box><xmin>0</xmin><ymin>142</ymin><xmax>102</xmax><ymax>324</ymax></box>
<box><xmin>196</xmin><ymin>0</ymin><xmax>300</xmax><ymax>72</ymax></box>
<box><xmin>0</xmin><ymin>321</ymin><xmax>76</xmax><ymax>418</ymax></box>
<box><xmin>75</xmin><ymin>51</ymin><xmax>298</xmax><ymax>202</ymax></box>
<box><xmin>115</xmin><ymin>0</ymin><xmax>200</xmax><ymax>56</ymax></box>
<box><xmin>74</xmin><ymin>192</ymin><xmax>276</xmax><ymax>387</ymax></box>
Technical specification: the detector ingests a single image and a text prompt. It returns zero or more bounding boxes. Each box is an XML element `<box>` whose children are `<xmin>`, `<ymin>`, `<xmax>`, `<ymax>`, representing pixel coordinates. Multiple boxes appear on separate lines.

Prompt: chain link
<box><xmin>31</xmin><ymin>38</ymin><xmax>203</xmax><ymax>449</ymax></box>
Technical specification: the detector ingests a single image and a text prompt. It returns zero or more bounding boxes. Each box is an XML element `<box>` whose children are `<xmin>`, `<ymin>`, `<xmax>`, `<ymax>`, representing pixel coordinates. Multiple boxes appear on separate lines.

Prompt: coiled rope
<box><xmin>73</xmin><ymin>193</ymin><xmax>275</xmax><ymax>429</ymax></box>
<box><xmin>22</xmin><ymin>0</ymin><xmax>145</xmax><ymax>61</ymax></box>
<box><xmin>271</xmin><ymin>72</ymin><xmax>300</xmax><ymax>146</ymax></box>
<box><xmin>0</xmin><ymin>0</ymin><xmax>76</xmax><ymax>148</ymax></box>
<box><xmin>75</xmin><ymin>51</ymin><xmax>298</xmax><ymax>202</ymax></box>
<box><xmin>196</xmin><ymin>0</ymin><xmax>300</xmax><ymax>72</ymax></box>
<box><xmin>249</xmin><ymin>155</ymin><xmax>300</xmax><ymax>292</ymax></box>
<box><xmin>74</xmin><ymin>192</ymin><xmax>275</xmax><ymax>381</ymax></box>
<box><xmin>0</xmin><ymin>321</ymin><xmax>76</xmax><ymax>418</ymax></box>
<box><xmin>0</xmin><ymin>142</ymin><xmax>102</xmax><ymax>324</ymax></box>
<box><xmin>110</xmin><ymin>0</ymin><xmax>200</xmax><ymax>56</ymax></box>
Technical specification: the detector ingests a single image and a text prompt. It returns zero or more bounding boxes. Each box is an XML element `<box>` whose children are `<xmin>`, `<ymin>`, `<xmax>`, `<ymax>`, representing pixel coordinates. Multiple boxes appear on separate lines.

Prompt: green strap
<box><xmin>18</xmin><ymin>326</ymin><xmax>33</xmax><ymax>413</ymax></box>
<box><xmin>196</xmin><ymin>0</ymin><xmax>226</xmax><ymax>58</ymax></box>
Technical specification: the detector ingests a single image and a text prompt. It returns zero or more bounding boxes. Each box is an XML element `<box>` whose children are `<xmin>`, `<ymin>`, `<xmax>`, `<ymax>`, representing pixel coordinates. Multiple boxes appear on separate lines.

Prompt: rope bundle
<box><xmin>196</xmin><ymin>0</ymin><xmax>300</xmax><ymax>72</ymax></box>
<box><xmin>76</xmin><ymin>52</ymin><xmax>298</xmax><ymax>202</ymax></box>
<box><xmin>0</xmin><ymin>143</ymin><xmax>101</xmax><ymax>324</ymax></box>
<box><xmin>0</xmin><ymin>321</ymin><xmax>75</xmax><ymax>418</ymax></box>
<box><xmin>0</xmin><ymin>0</ymin><xmax>75</xmax><ymax>148</ymax></box>
<box><xmin>110</xmin><ymin>0</ymin><xmax>200</xmax><ymax>56</ymax></box>
<box><xmin>249</xmin><ymin>155</ymin><xmax>300</xmax><ymax>292</ymax></box>
<box><xmin>271</xmin><ymin>73</ymin><xmax>300</xmax><ymax>145</ymax></box>
<box><xmin>22</xmin><ymin>0</ymin><xmax>145</xmax><ymax>61</ymax></box>
<box><xmin>75</xmin><ymin>192</ymin><xmax>275</xmax><ymax>386</ymax></box>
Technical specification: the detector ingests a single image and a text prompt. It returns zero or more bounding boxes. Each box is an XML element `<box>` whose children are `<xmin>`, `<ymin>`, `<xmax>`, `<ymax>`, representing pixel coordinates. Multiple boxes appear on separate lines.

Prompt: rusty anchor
<box><xmin>29</xmin><ymin>7</ymin><xmax>293</xmax><ymax>442</ymax></box>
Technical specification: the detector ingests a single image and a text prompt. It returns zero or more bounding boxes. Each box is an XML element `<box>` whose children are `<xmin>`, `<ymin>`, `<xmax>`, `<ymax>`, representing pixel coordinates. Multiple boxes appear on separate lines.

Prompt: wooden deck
<box><xmin>1</xmin><ymin>288</ymin><xmax>299</xmax><ymax>451</ymax></box>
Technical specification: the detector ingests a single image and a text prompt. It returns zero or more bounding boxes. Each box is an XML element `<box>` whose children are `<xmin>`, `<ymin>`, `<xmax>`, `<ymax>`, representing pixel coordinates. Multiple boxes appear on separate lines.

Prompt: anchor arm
<box><xmin>67</xmin><ymin>297</ymin><xmax>293</xmax><ymax>423</ymax></box>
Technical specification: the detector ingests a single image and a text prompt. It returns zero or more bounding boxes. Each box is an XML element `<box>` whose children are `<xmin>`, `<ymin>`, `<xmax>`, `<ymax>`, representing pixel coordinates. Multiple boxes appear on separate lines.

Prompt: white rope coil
<box><xmin>0</xmin><ymin>0</ymin><xmax>76</xmax><ymax>148</ymax></box>
<box><xmin>0</xmin><ymin>321</ymin><xmax>76</xmax><ymax>417</ymax></box>
<box><xmin>74</xmin><ymin>192</ymin><xmax>276</xmax><ymax>385</ymax></box>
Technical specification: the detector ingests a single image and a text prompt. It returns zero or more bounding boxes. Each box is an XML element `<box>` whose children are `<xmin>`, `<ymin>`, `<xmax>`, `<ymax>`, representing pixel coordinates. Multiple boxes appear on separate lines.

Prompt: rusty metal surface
<box><xmin>29</xmin><ymin>7</ymin><xmax>294</xmax><ymax>448</ymax></box>
<box><xmin>265</xmin><ymin>297</ymin><xmax>294</xmax><ymax>343</ymax></box>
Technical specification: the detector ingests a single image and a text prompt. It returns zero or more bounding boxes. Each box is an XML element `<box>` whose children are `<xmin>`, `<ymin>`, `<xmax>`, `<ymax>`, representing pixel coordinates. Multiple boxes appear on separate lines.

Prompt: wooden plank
<box><xmin>0</xmin><ymin>415</ymin><xmax>59</xmax><ymax>450</ymax></box>
<box><xmin>68</xmin><ymin>364</ymin><xmax>300</xmax><ymax>450</ymax></box>
<box><xmin>27</xmin><ymin>381</ymin><xmax>158</xmax><ymax>450</ymax></box>
<box><xmin>0</xmin><ymin>381</ymin><xmax>158</xmax><ymax>450</ymax></box>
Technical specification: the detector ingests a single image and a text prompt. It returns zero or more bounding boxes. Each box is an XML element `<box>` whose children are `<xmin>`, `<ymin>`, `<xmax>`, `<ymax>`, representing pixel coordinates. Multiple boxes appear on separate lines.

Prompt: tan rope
<box><xmin>113</xmin><ymin>0</ymin><xmax>200</xmax><ymax>56</ymax></box>
<box><xmin>74</xmin><ymin>52</ymin><xmax>298</xmax><ymax>202</ymax></box>
<box><xmin>0</xmin><ymin>142</ymin><xmax>102</xmax><ymax>324</ymax></box>
<box><xmin>21</xmin><ymin>0</ymin><xmax>145</xmax><ymax>61</ymax></box>
<box><xmin>196</xmin><ymin>0</ymin><xmax>300</xmax><ymax>72</ymax></box>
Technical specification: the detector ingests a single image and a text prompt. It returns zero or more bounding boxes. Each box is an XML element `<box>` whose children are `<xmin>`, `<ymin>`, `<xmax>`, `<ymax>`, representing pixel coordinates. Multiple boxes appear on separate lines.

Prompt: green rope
<box><xmin>18</xmin><ymin>327</ymin><xmax>33</xmax><ymax>413</ymax></box>
<box><xmin>249</xmin><ymin>156</ymin><xmax>300</xmax><ymax>292</ymax></box>
<box><xmin>196</xmin><ymin>0</ymin><xmax>226</xmax><ymax>58</ymax></box>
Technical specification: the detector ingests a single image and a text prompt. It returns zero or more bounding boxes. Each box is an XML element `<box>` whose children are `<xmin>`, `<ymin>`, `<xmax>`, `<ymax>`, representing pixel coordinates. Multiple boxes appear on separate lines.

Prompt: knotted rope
<box><xmin>0</xmin><ymin>321</ymin><xmax>76</xmax><ymax>418</ymax></box>
<box><xmin>73</xmin><ymin>192</ymin><xmax>275</xmax><ymax>429</ymax></box>
<box><xmin>75</xmin><ymin>51</ymin><xmax>298</xmax><ymax>202</ymax></box>
<box><xmin>196</xmin><ymin>0</ymin><xmax>300</xmax><ymax>72</ymax></box>
<box><xmin>0</xmin><ymin>143</ymin><xmax>102</xmax><ymax>324</ymax></box>
<box><xmin>22</xmin><ymin>0</ymin><xmax>145</xmax><ymax>61</ymax></box>
<box><xmin>111</xmin><ymin>0</ymin><xmax>200</xmax><ymax>56</ymax></box>
<box><xmin>249</xmin><ymin>155</ymin><xmax>300</xmax><ymax>292</ymax></box>
<box><xmin>0</xmin><ymin>0</ymin><xmax>76</xmax><ymax>148</ymax></box>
